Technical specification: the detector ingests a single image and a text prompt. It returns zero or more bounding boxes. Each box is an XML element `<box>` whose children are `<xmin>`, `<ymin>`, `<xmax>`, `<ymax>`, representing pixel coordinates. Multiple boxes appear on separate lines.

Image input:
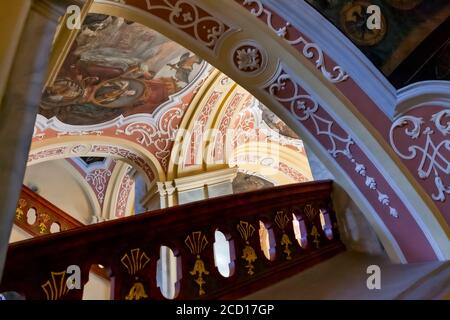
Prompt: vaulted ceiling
<box><xmin>28</xmin><ymin>13</ymin><xmax>314</xmax><ymax>219</ymax></box>
<box><xmin>305</xmin><ymin>0</ymin><xmax>450</xmax><ymax>87</ymax></box>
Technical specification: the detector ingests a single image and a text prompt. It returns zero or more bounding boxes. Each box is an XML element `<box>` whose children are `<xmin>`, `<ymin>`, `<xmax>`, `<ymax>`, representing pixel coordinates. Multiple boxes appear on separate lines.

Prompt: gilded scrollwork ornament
<box><xmin>237</xmin><ymin>221</ymin><xmax>258</xmax><ymax>275</ymax></box>
<box><xmin>310</xmin><ymin>225</ymin><xmax>321</xmax><ymax>249</ymax></box>
<box><xmin>185</xmin><ymin>231</ymin><xmax>210</xmax><ymax>296</ymax></box>
<box><xmin>41</xmin><ymin>271</ymin><xmax>71</xmax><ymax>300</ymax></box>
<box><xmin>125</xmin><ymin>282</ymin><xmax>148</xmax><ymax>300</ymax></box>
<box><xmin>275</xmin><ymin>211</ymin><xmax>293</xmax><ymax>260</ymax></box>
<box><xmin>15</xmin><ymin>198</ymin><xmax>27</xmax><ymax>221</ymax></box>
<box><xmin>121</xmin><ymin>248</ymin><xmax>151</xmax><ymax>300</ymax></box>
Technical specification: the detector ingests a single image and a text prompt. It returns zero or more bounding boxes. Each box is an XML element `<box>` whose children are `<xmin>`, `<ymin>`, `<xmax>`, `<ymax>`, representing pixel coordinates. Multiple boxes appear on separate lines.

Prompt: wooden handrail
<box><xmin>1</xmin><ymin>180</ymin><xmax>344</xmax><ymax>300</ymax></box>
<box><xmin>14</xmin><ymin>185</ymin><xmax>83</xmax><ymax>235</ymax></box>
<box><xmin>13</xmin><ymin>185</ymin><xmax>108</xmax><ymax>280</ymax></box>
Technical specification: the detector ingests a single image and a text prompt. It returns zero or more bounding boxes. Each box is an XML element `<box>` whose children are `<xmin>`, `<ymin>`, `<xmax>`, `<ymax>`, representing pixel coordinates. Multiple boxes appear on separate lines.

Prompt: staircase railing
<box><xmin>14</xmin><ymin>185</ymin><xmax>83</xmax><ymax>235</ymax></box>
<box><xmin>12</xmin><ymin>185</ymin><xmax>107</xmax><ymax>280</ymax></box>
<box><xmin>1</xmin><ymin>180</ymin><xmax>344</xmax><ymax>300</ymax></box>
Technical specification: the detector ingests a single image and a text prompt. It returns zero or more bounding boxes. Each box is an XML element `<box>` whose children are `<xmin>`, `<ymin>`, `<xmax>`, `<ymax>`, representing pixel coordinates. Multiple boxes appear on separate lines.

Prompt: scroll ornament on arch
<box><xmin>390</xmin><ymin>110</ymin><xmax>450</xmax><ymax>202</ymax></box>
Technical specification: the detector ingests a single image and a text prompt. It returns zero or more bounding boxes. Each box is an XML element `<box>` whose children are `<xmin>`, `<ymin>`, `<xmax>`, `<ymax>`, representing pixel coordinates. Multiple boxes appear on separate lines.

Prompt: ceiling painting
<box><xmin>40</xmin><ymin>14</ymin><xmax>205</xmax><ymax>125</ymax></box>
<box><xmin>306</xmin><ymin>0</ymin><xmax>450</xmax><ymax>84</ymax></box>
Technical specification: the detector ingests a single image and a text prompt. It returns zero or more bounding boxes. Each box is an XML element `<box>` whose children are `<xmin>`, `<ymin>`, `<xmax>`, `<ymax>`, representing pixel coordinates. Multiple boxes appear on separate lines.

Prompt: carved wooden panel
<box><xmin>2</xmin><ymin>180</ymin><xmax>344</xmax><ymax>300</ymax></box>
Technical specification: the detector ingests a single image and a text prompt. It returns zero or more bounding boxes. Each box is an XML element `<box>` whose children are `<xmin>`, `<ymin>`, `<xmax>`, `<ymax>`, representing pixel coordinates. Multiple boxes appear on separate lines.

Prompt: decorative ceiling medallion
<box><xmin>231</xmin><ymin>40</ymin><xmax>267</xmax><ymax>76</ymax></box>
<box><xmin>340</xmin><ymin>1</ymin><xmax>387</xmax><ymax>46</ymax></box>
<box><xmin>386</xmin><ymin>0</ymin><xmax>423</xmax><ymax>10</ymax></box>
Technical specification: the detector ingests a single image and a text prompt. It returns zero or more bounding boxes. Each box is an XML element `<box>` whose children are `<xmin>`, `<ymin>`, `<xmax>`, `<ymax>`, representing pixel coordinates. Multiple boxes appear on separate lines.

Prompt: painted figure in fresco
<box><xmin>259</xmin><ymin>104</ymin><xmax>299</xmax><ymax>139</ymax></box>
<box><xmin>93</xmin><ymin>79</ymin><xmax>138</xmax><ymax>106</ymax></box>
<box><xmin>39</xmin><ymin>14</ymin><xmax>204</xmax><ymax>125</ymax></box>
<box><xmin>167</xmin><ymin>52</ymin><xmax>203</xmax><ymax>84</ymax></box>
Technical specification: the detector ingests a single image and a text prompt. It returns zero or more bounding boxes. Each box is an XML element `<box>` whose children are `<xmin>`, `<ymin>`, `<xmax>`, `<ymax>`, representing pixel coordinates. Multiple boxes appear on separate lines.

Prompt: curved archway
<box><xmin>38</xmin><ymin>0</ymin><xmax>448</xmax><ymax>262</ymax></box>
<box><xmin>230</xmin><ymin>142</ymin><xmax>312</xmax><ymax>185</ymax></box>
<box><xmin>28</xmin><ymin>136</ymin><xmax>163</xmax><ymax>187</ymax></box>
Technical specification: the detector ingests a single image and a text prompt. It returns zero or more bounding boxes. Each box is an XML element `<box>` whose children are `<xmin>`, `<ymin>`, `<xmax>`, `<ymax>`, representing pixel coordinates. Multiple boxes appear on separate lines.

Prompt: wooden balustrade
<box><xmin>13</xmin><ymin>185</ymin><xmax>107</xmax><ymax>280</ymax></box>
<box><xmin>14</xmin><ymin>185</ymin><xmax>83</xmax><ymax>235</ymax></box>
<box><xmin>1</xmin><ymin>180</ymin><xmax>344</xmax><ymax>300</ymax></box>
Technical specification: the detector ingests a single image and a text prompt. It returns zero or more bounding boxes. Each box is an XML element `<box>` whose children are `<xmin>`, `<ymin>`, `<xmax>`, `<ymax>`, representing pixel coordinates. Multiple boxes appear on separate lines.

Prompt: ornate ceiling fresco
<box><xmin>306</xmin><ymin>0</ymin><xmax>450</xmax><ymax>86</ymax></box>
<box><xmin>20</xmin><ymin>0</ymin><xmax>448</xmax><ymax>262</ymax></box>
<box><xmin>40</xmin><ymin>14</ymin><xmax>206</xmax><ymax>125</ymax></box>
<box><xmin>258</xmin><ymin>104</ymin><xmax>299</xmax><ymax>140</ymax></box>
<box><xmin>30</xmin><ymin>13</ymin><xmax>313</xmax><ymax>215</ymax></box>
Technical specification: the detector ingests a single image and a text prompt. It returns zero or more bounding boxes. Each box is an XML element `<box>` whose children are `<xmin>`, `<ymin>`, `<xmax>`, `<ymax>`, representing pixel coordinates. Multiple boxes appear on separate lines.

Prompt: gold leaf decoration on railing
<box><xmin>15</xmin><ymin>199</ymin><xmax>27</xmax><ymax>221</ymax></box>
<box><xmin>274</xmin><ymin>211</ymin><xmax>289</xmax><ymax>230</ymax></box>
<box><xmin>275</xmin><ymin>211</ymin><xmax>292</xmax><ymax>260</ymax></box>
<box><xmin>38</xmin><ymin>213</ymin><xmax>51</xmax><ymax>234</ymax></box>
<box><xmin>41</xmin><ymin>271</ymin><xmax>70</xmax><ymax>300</ymax></box>
<box><xmin>121</xmin><ymin>248</ymin><xmax>150</xmax><ymax>275</ymax></box>
<box><xmin>304</xmin><ymin>204</ymin><xmax>317</xmax><ymax>222</ymax></box>
<box><xmin>185</xmin><ymin>231</ymin><xmax>210</xmax><ymax>296</ymax></box>
<box><xmin>125</xmin><ymin>282</ymin><xmax>148</xmax><ymax>300</ymax></box>
<box><xmin>310</xmin><ymin>225</ymin><xmax>321</xmax><ymax>248</ymax></box>
<box><xmin>237</xmin><ymin>221</ymin><xmax>257</xmax><ymax>275</ymax></box>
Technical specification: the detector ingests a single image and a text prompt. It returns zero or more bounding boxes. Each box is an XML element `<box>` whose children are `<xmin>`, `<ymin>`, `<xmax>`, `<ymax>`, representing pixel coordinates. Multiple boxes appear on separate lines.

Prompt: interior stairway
<box><xmin>243</xmin><ymin>251</ymin><xmax>450</xmax><ymax>300</ymax></box>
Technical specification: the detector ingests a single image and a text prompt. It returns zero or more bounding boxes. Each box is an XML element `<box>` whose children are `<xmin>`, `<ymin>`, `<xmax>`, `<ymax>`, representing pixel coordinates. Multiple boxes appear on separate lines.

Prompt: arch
<box><xmin>59</xmin><ymin>159</ymin><xmax>102</xmax><ymax>220</ymax></box>
<box><xmin>102</xmin><ymin>161</ymin><xmax>135</xmax><ymax>221</ymax></box>
<box><xmin>230</xmin><ymin>142</ymin><xmax>312</xmax><ymax>185</ymax></box>
<box><xmin>47</xmin><ymin>0</ymin><xmax>448</xmax><ymax>262</ymax></box>
<box><xmin>28</xmin><ymin>136</ymin><xmax>163</xmax><ymax>187</ymax></box>
<box><xmin>167</xmin><ymin>70</ymin><xmax>230</xmax><ymax>178</ymax></box>
<box><xmin>25</xmin><ymin>157</ymin><xmax>102</xmax><ymax>223</ymax></box>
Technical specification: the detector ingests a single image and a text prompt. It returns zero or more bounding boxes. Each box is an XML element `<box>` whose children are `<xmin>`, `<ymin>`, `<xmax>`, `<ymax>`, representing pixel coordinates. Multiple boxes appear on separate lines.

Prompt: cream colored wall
<box><xmin>9</xmin><ymin>225</ymin><xmax>31</xmax><ymax>243</ymax></box>
<box><xmin>23</xmin><ymin>160</ymin><xmax>111</xmax><ymax>299</ymax></box>
<box><xmin>23</xmin><ymin>160</ymin><xmax>95</xmax><ymax>225</ymax></box>
<box><xmin>82</xmin><ymin>272</ymin><xmax>111</xmax><ymax>300</ymax></box>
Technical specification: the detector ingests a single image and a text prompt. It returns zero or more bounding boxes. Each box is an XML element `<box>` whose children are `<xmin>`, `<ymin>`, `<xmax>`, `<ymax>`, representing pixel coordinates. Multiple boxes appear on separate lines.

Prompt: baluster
<box><xmin>258</xmin><ymin>218</ymin><xmax>276</xmax><ymax>262</ymax></box>
<box><xmin>112</xmin><ymin>247</ymin><xmax>152</xmax><ymax>300</ymax></box>
<box><xmin>234</xmin><ymin>218</ymin><xmax>261</xmax><ymax>277</ymax></box>
<box><xmin>156</xmin><ymin>240</ymin><xmax>181</xmax><ymax>300</ymax></box>
<box><xmin>273</xmin><ymin>209</ymin><xmax>298</xmax><ymax>261</ymax></box>
<box><xmin>292</xmin><ymin>207</ymin><xmax>309</xmax><ymax>250</ymax></box>
<box><xmin>179</xmin><ymin>229</ymin><xmax>212</xmax><ymax>299</ymax></box>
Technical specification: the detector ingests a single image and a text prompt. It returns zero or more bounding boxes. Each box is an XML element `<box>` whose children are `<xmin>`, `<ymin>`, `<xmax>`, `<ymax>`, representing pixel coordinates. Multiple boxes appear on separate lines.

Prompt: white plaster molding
<box><xmin>264</xmin><ymin>62</ymin><xmax>448</xmax><ymax>260</ymax></box>
<box><xmin>396</xmin><ymin>81</ymin><xmax>450</xmax><ymax>117</ymax></box>
<box><xmin>262</xmin><ymin>0</ymin><xmax>396</xmax><ymax>117</ymax></box>
<box><xmin>71</xmin><ymin>157</ymin><xmax>114</xmax><ymax>172</ymax></box>
<box><xmin>230</xmin><ymin>39</ymin><xmax>268</xmax><ymax>76</ymax></box>
<box><xmin>97</xmin><ymin>0</ymin><xmax>241</xmax><ymax>58</ymax></box>
<box><xmin>174</xmin><ymin>167</ymin><xmax>238</xmax><ymax>192</ymax></box>
<box><xmin>140</xmin><ymin>180</ymin><xmax>159</xmax><ymax>208</ymax></box>
<box><xmin>256</xmin><ymin>81</ymin><xmax>407</xmax><ymax>261</ymax></box>
<box><xmin>243</xmin><ymin>0</ymin><xmax>348</xmax><ymax>83</ymax></box>
<box><xmin>390</xmin><ymin>110</ymin><xmax>450</xmax><ymax>202</ymax></box>
<box><xmin>107</xmin><ymin>163</ymin><xmax>136</xmax><ymax>219</ymax></box>
<box><xmin>102</xmin><ymin>160</ymin><xmax>130</xmax><ymax>220</ymax></box>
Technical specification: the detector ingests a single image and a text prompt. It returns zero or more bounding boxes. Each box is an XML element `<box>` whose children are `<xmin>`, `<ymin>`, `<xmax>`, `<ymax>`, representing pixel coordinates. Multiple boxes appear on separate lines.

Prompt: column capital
<box><xmin>174</xmin><ymin>167</ymin><xmax>238</xmax><ymax>192</ymax></box>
